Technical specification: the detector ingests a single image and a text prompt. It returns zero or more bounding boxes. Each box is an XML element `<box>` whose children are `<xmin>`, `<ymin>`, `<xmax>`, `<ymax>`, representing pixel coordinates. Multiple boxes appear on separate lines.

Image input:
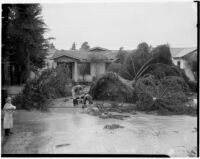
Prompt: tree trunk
<box><xmin>2</xmin><ymin>63</ymin><xmax>5</xmax><ymax>86</ymax></box>
<box><xmin>9</xmin><ymin>64</ymin><xmax>13</xmax><ymax>85</ymax></box>
<box><xmin>26</xmin><ymin>46</ymin><xmax>30</xmax><ymax>82</ymax></box>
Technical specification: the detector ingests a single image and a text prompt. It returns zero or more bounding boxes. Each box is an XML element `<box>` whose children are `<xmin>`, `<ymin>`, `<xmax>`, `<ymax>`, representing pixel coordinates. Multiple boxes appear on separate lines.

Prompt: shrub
<box><xmin>12</xmin><ymin>93</ymin><xmax>23</xmax><ymax>109</ymax></box>
<box><xmin>151</xmin><ymin>44</ymin><xmax>173</xmax><ymax>65</ymax></box>
<box><xmin>187</xmin><ymin>81</ymin><xmax>197</xmax><ymax>92</ymax></box>
<box><xmin>116</xmin><ymin>49</ymin><xmax>129</xmax><ymax>64</ymax></box>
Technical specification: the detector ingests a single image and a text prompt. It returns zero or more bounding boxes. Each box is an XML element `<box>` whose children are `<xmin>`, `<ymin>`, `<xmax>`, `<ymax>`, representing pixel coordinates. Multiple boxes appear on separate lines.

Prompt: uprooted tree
<box><xmin>13</xmin><ymin>65</ymin><xmax>72</xmax><ymax>110</ymax></box>
<box><xmin>135</xmin><ymin>75</ymin><xmax>196</xmax><ymax>115</ymax></box>
<box><xmin>90</xmin><ymin>43</ymin><xmax>196</xmax><ymax>115</ymax></box>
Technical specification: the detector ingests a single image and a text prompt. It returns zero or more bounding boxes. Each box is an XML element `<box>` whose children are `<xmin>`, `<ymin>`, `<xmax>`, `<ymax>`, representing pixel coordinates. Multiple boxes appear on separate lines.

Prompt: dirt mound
<box><xmin>89</xmin><ymin>72</ymin><xmax>138</xmax><ymax>103</ymax></box>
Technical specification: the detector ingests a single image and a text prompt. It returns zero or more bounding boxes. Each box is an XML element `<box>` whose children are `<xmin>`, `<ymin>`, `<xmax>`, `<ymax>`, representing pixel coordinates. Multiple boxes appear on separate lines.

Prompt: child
<box><xmin>3</xmin><ymin>97</ymin><xmax>16</xmax><ymax>136</ymax></box>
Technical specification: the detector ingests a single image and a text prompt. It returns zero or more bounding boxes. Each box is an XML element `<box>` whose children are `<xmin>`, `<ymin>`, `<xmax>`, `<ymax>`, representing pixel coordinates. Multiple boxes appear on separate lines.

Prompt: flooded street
<box><xmin>2</xmin><ymin>98</ymin><xmax>197</xmax><ymax>157</ymax></box>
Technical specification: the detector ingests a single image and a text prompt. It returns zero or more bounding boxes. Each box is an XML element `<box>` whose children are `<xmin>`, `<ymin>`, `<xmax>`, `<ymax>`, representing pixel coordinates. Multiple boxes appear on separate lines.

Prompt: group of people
<box><xmin>71</xmin><ymin>85</ymin><xmax>93</xmax><ymax>109</ymax></box>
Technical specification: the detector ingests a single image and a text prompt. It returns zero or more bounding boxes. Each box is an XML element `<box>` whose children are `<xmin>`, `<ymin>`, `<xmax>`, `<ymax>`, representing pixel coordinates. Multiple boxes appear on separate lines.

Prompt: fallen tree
<box><xmin>13</xmin><ymin>66</ymin><xmax>72</xmax><ymax>110</ymax></box>
<box><xmin>89</xmin><ymin>72</ymin><xmax>138</xmax><ymax>103</ymax></box>
<box><xmin>135</xmin><ymin>75</ymin><xmax>196</xmax><ymax>115</ymax></box>
<box><xmin>89</xmin><ymin>43</ymin><xmax>196</xmax><ymax>115</ymax></box>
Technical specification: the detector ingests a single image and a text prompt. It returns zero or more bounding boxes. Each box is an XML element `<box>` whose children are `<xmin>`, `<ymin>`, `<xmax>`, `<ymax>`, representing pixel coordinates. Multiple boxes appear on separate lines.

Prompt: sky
<box><xmin>41</xmin><ymin>2</ymin><xmax>197</xmax><ymax>50</ymax></box>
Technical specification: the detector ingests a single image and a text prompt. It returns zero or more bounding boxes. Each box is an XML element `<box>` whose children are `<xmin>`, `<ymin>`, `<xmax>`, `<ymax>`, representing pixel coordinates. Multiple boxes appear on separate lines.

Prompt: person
<box><xmin>71</xmin><ymin>85</ymin><xmax>83</xmax><ymax>107</ymax></box>
<box><xmin>3</xmin><ymin>97</ymin><xmax>16</xmax><ymax>136</ymax></box>
<box><xmin>82</xmin><ymin>93</ymin><xmax>93</xmax><ymax>109</ymax></box>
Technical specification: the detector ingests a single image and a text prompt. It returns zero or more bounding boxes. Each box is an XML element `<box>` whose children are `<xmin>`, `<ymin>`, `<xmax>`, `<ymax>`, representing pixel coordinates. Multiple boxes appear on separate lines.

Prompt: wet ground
<box><xmin>2</xmin><ymin>98</ymin><xmax>197</xmax><ymax>157</ymax></box>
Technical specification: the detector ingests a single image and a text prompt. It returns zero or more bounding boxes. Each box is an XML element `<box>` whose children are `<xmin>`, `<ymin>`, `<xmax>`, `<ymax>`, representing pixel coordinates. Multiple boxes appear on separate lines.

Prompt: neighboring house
<box><xmin>51</xmin><ymin>46</ymin><xmax>197</xmax><ymax>82</ymax></box>
<box><xmin>170</xmin><ymin>47</ymin><xmax>197</xmax><ymax>81</ymax></box>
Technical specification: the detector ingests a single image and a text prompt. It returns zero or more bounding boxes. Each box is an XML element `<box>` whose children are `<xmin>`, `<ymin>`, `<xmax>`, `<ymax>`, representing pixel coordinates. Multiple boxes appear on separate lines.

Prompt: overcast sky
<box><xmin>41</xmin><ymin>2</ymin><xmax>197</xmax><ymax>50</ymax></box>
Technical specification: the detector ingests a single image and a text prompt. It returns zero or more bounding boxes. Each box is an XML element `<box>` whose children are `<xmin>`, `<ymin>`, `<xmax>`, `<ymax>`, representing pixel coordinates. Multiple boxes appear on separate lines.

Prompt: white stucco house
<box><xmin>51</xmin><ymin>47</ymin><xmax>117</xmax><ymax>82</ymax></box>
<box><xmin>50</xmin><ymin>46</ymin><xmax>197</xmax><ymax>82</ymax></box>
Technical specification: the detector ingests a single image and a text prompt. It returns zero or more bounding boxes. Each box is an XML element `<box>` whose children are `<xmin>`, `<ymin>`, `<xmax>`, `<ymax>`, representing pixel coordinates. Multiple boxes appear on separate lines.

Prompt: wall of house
<box><xmin>77</xmin><ymin>62</ymin><xmax>106</xmax><ymax>82</ymax></box>
<box><xmin>91</xmin><ymin>62</ymin><xmax>106</xmax><ymax>78</ymax></box>
<box><xmin>53</xmin><ymin>56</ymin><xmax>108</xmax><ymax>82</ymax></box>
<box><xmin>172</xmin><ymin>59</ymin><xmax>184</xmax><ymax>69</ymax></box>
<box><xmin>55</xmin><ymin>57</ymin><xmax>78</xmax><ymax>82</ymax></box>
<box><xmin>182</xmin><ymin>60</ymin><xmax>195</xmax><ymax>81</ymax></box>
<box><xmin>172</xmin><ymin>58</ymin><xmax>195</xmax><ymax>81</ymax></box>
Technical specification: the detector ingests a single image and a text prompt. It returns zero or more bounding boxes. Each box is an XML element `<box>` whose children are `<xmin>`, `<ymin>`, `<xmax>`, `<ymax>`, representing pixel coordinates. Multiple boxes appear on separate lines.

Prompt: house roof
<box><xmin>51</xmin><ymin>49</ymin><xmax>119</xmax><ymax>62</ymax></box>
<box><xmin>51</xmin><ymin>47</ymin><xmax>197</xmax><ymax>62</ymax></box>
<box><xmin>170</xmin><ymin>47</ymin><xmax>196</xmax><ymax>58</ymax></box>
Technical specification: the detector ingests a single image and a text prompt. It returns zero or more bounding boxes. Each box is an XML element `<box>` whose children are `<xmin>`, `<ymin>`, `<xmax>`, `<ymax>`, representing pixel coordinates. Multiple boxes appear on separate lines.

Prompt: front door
<box><xmin>57</xmin><ymin>62</ymin><xmax>73</xmax><ymax>79</ymax></box>
<box><xmin>67</xmin><ymin>63</ymin><xmax>73</xmax><ymax>79</ymax></box>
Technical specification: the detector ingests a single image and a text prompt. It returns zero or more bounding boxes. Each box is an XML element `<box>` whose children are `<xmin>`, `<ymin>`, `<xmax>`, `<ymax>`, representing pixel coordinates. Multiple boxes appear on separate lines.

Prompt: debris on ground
<box><xmin>89</xmin><ymin>107</ymin><xmax>101</xmax><ymax>116</ymax></box>
<box><xmin>104</xmin><ymin>124</ymin><xmax>124</xmax><ymax>130</ymax></box>
<box><xmin>85</xmin><ymin>101</ymin><xmax>133</xmax><ymax>120</ymax></box>
<box><xmin>104</xmin><ymin>102</ymin><xmax>137</xmax><ymax>114</ymax></box>
<box><xmin>187</xmin><ymin>147</ymin><xmax>197</xmax><ymax>157</ymax></box>
<box><xmin>63</xmin><ymin>98</ymin><xmax>69</xmax><ymax>102</ymax></box>
<box><xmin>192</xmin><ymin>127</ymin><xmax>197</xmax><ymax>133</ymax></box>
<box><xmin>56</xmin><ymin>143</ymin><xmax>71</xmax><ymax>148</ymax></box>
<box><xmin>100</xmin><ymin>112</ymin><xmax>129</xmax><ymax>120</ymax></box>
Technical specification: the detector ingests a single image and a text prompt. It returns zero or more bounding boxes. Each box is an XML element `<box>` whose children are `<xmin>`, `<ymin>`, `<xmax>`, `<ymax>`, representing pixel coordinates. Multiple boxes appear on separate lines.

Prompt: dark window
<box><xmin>177</xmin><ymin>61</ymin><xmax>181</xmax><ymax>68</ymax></box>
<box><xmin>105</xmin><ymin>63</ymin><xmax>110</xmax><ymax>70</ymax></box>
<box><xmin>78</xmin><ymin>63</ymin><xmax>91</xmax><ymax>75</ymax></box>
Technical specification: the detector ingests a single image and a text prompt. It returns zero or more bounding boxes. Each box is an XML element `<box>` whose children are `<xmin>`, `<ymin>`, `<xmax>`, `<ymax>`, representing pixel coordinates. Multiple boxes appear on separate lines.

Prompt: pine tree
<box><xmin>2</xmin><ymin>4</ymin><xmax>12</xmax><ymax>85</ymax></box>
<box><xmin>3</xmin><ymin>4</ymin><xmax>49</xmax><ymax>84</ymax></box>
<box><xmin>71</xmin><ymin>42</ymin><xmax>76</xmax><ymax>50</ymax></box>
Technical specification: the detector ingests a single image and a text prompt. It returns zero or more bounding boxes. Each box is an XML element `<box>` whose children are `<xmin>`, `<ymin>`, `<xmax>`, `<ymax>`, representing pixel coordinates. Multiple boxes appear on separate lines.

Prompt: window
<box><xmin>177</xmin><ymin>61</ymin><xmax>181</xmax><ymax>68</ymax></box>
<box><xmin>78</xmin><ymin>63</ymin><xmax>91</xmax><ymax>75</ymax></box>
<box><xmin>105</xmin><ymin>63</ymin><xmax>110</xmax><ymax>70</ymax></box>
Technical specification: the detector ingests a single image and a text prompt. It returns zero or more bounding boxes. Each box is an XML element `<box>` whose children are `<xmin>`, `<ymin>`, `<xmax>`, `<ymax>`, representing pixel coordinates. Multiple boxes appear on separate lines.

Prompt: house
<box><xmin>51</xmin><ymin>47</ymin><xmax>118</xmax><ymax>82</ymax></box>
<box><xmin>170</xmin><ymin>47</ymin><xmax>197</xmax><ymax>81</ymax></box>
<box><xmin>51</xmin><ymin>46</ymin><xmax>197</xmax><ymax>82</ymax></box>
